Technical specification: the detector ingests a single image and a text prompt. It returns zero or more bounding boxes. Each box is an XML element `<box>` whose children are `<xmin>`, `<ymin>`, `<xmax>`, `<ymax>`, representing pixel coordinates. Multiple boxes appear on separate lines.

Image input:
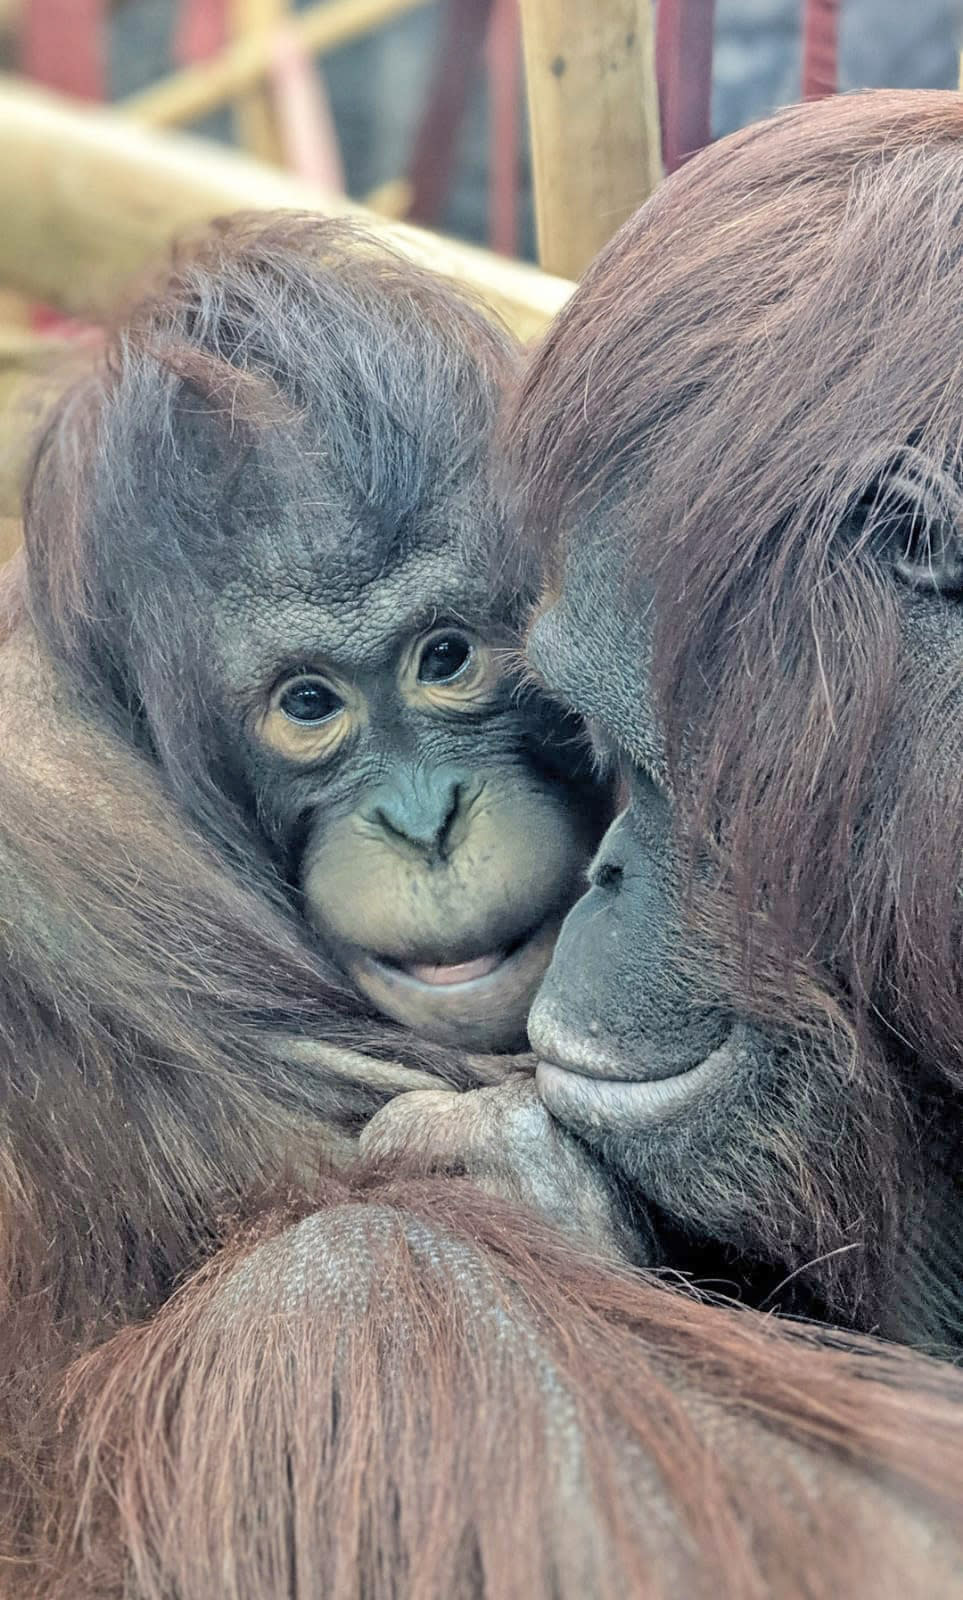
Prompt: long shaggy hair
<box><xmin>4</xmin><ymin>196</ymin><xmax>962</xmax><ymax>1599</ymax></box>
<box><xmin>509</xmin><ymin>90</ymin><xmax>963</xmax><ymax>1337</ymax></box>
<box><xmin>39</xmin><ymin>1173</ymin><xmax>963</xmax><ymax>1600</ymax></box>
<box><xmin>0</xmin><ymin>217</ymin><xmax>520</xmax><ymax>1572</ymax></box>
<box><xmin>513</xmin><ymin>92</ymin><xmax>963</xmax><ymax>1076</ymax></box>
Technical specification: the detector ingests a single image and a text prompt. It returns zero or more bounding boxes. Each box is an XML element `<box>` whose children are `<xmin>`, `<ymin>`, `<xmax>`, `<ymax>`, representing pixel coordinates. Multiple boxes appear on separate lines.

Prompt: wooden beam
<box><xmin>0</xmin><ymin>519</ymin><xmax>20</xmax><ymax>564</ymax></box>
<box><xmin>122</xmin><ymin>0</ymin><xmax>436</xmax><ymax>129</ymax></box>
<box><xmin>230</xmin><ymin>0</ymin><xmax>288</xmax><ymax>163</ymax></box>
<box><xmin>0</xmin><ymin>79</ymin><xmax>571</xmax><ymax>344</ymax></box>
<box><xmin>365</xmin><ymin>176</ymin><xmax>413</xmax><ymax>219</ymax></box>
<box><xmin>0</xmin><ymin>330</ymin><xmax>88</xmax><ymax>521</ymax></box>
<box><xmin>519</xmin><ymin>0</ymin><xmax>661</xmax><ymax>281</ymax></box>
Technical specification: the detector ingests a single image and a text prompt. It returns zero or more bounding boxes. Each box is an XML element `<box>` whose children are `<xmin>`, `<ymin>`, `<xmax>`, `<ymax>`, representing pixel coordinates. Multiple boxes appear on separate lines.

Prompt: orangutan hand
<box><xmin>359</xmin><ymin>1075</ymin><xmax>654</xmax><ymax>1264</ymax></box>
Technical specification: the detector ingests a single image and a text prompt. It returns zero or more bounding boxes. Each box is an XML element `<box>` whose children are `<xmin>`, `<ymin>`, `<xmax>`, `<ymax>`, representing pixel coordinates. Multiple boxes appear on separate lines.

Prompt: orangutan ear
<box><xmin>871</xmin><ymin>454</ymin><xmax>963</xmax><ymax>595</ymax></box>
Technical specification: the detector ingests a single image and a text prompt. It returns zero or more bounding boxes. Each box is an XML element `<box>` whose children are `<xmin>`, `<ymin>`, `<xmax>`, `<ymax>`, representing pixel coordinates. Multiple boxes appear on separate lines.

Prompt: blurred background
<box><xmin>0</xmin><ymin>0</ymin><xmax>961</xmax><ymax>566</ymax></box>
<box><xmin>1</xmin><ymin>0</ymin><xmax>960</xmax><ymax>264</ymax></box>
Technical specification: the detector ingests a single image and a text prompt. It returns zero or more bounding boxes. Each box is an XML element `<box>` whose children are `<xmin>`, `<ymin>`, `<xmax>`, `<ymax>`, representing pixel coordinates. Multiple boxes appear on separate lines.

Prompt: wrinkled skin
<box><xmin>25</xmin><ymin>217</ymin><xmax>606</xmax><ymax>1054</ymax></box>
<box><xmin>213</xmin><ymin>468</ymin><xmax>601</xmax><ymax>1050</ymax></box>
<box><xmin>361</xmin><ymin>1075</ymin><xmax>652</xmax><ymax>1264</ymax></box>
<box><xmin>524</xmin><ymin>552</ymin><xmax>840</xmax><ymax>1280</ymax></box>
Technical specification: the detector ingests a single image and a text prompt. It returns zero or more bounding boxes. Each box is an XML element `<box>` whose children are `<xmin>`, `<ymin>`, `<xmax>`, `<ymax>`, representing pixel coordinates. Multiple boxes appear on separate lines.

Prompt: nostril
<box><xmin>366</xmin><ymin>774</ymin><xmax>465</xmax><ymax>858</ymax></box>
<box><xmin>371</xmin><ymin>806</ymin><xmax>408</xmax><ymax>845</ymax></box>
<box><xmin>593</xmin><ymin>860</ymin><xmax>623</xmax><ymax>891</ymax></box>
<box><xmin>442</xmin><ymin>782</ymin><xmax>462</xmax><ymax>834</ymax></box>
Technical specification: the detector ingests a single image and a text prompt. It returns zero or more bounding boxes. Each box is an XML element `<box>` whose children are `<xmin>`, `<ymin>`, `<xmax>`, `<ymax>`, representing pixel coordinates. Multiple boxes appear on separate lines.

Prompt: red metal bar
<box><xmin>174</xmin><ymin>0</ymin><xmax>230</xmax><ymax>67</ymax></box>
<box><xmin>20</xmin><ymin>0</ymin><xmax>106</xmax><ymax>101</ymax></box>
<box><xmin>801</xmin><ymin>0</ymin><xmax>840</xmax><ymax>100</ymax></box>
<box><xmin>406</xmin><ymin>0</ymin><xmax>494</xmax><ymax>226</ymax></box>
<box><xmin>485</xmin><ymin>0</ymin><xmax>520</xmax><ymax>258</ymax></box>
<box><xmin>655</xmin><ymin>0</ymin><xmax>715</xmax><ymax>174</ymax></box>
<box><xmin>269</xmin><ymin>23</ymin><xmax>346</xmax><ymax>191</ymax></box>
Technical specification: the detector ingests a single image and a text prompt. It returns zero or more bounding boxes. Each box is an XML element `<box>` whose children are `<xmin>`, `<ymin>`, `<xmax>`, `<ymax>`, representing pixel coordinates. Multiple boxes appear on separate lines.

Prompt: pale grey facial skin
<box><xmin>209</xmin><ymin>452</ymin><xmax>605</xmax><ymax>1053</ymax></box>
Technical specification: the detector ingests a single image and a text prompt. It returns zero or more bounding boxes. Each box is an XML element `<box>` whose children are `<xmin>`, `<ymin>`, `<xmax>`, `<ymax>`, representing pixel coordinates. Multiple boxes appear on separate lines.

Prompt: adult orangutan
<box><xmin>3</xmin><ymin>191</ymin><xmax>963</xmax><ymax>1597</ymax></box>
<box><xmin>496</xmin><ymin>88</ymin><xmax>963</xmax><ymax>1349</ymax></box>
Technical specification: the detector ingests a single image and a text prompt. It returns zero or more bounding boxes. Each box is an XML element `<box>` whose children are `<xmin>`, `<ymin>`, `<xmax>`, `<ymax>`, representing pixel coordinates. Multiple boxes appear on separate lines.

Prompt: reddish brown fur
<box><xmin>514</xmin><ymin>91</ymin><xmax>963</xmax><ymax>1072</ymax></box>
<box><xmin>0</xmin><ymin>214</ymin><xmax>522</xmax><ymax>1576</ymax></box>
<box><xmin>0</xmin><ymin>203</ymin><xmax>961</xmax><ymax>1594</ymax></box>
<box><xmin>41</xmin><ymin>1175</ymin><xmax>963</xmax><ymax>1599</ymax></box>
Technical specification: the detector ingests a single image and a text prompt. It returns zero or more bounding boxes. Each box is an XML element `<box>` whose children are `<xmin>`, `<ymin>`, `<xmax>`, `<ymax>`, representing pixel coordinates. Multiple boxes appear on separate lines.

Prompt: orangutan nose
<box><xmin>363</xmin><ymin>767</ymin><xmax>473</xmax><ymax>861</ymax></box>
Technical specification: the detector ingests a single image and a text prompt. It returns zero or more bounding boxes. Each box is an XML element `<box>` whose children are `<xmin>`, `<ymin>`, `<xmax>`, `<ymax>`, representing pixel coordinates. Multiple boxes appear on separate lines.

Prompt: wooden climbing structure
<box><xmin>0</xmin><ymin>0</ymin><xmax>923</xmax><ymax>566</ymax></box>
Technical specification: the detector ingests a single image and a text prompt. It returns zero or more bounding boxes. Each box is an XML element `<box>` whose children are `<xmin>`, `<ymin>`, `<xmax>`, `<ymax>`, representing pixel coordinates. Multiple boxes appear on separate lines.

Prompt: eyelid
<box><xmin>266</xmin><ymin>662</ymin><xmax>335</xmax><ymax>700</ymax></box>
<box><xmin>254</xmin><ymin>665</ymin><xmax>364</xmax><ymax>762</ymax></box>
<box><xmin>279</xmin><ymin>674</ymin><xmax>343</xmax><ymax>719</ymax></box>
<box><xmin>403</xmin><ymin>631</ymin><xmax>498</xmax><ymax>710</ymax></box>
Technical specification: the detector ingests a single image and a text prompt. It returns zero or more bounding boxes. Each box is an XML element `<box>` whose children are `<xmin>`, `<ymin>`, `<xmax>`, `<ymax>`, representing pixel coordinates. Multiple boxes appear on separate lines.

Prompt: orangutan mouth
<box><xmin>535</xmin><ymin>1053</ymin><xmax>725</xmax><ymax>1126</ymax></box>
<box><xmin>346</xmin><ymin>920</ymin><xmax>562</xmax><ymax>1051</ymax></box>
<box><xmin>362</xmin><ymin>921</ymin><xmax>552</xmax><ymax>994</ymax></box>
<box><xmin>398</xmin><ymin>950</ymin><xmax>506</xmax><ymax>986</ymax></box>
<box><xmin>529</xmin><ymin>1010</ymin><xmax>739</xmax><ymax>1128</ymax></box>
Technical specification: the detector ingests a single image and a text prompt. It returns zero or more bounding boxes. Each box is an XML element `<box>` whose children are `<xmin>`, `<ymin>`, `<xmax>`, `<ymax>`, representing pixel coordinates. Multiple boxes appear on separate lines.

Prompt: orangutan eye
<box><xmin>278</xmin><ymin>676</ymin><xmax>344</xmax><ymax>725</ymax></box>
<box><xmin>417</xmin><ymin>631</ymin><xmax>473</xmax><ymax>684</ymax></box>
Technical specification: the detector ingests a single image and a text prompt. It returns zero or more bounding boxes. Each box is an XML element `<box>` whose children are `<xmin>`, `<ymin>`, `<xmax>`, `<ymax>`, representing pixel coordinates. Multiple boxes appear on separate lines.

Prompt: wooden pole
<box><xmin>519</xmin><ymin>0</ymin><xmax>661</xmax><ymax>281</ymax></box>
<box><xmin>0</xmin><ymin>80</ymin><xmax>571</xmax><ymax>339</ymax></box>
<box><xmin>0</xmin><ymin>519</ymin><xmax>20</xmax><ymax>563</ymax></box>
<box><xmin>122</xmin><ymin>0</ymin><xmax>435</xmax><ymax>129</ymax></box>
<box><xmin>230</xmin><ymin>0</ymin><xmax>288</xmax><ymax>163</ymax></box>
<box><xmin>0</xmin><ymin>329</ymin><xmax>95</xmax><ymax>522</ymax></box>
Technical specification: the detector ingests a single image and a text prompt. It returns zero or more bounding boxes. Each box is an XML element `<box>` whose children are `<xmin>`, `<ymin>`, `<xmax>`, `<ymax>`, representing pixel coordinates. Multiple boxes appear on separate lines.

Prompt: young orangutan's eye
<box><xmin>279</xmin><ymin>676</ymin><xmax>344</xmax><ymax>725</ymax></box>
<box><xmin>417</xmin><ymin>632</ymin><xmax>473</xmax><ymax>684</ymax></box>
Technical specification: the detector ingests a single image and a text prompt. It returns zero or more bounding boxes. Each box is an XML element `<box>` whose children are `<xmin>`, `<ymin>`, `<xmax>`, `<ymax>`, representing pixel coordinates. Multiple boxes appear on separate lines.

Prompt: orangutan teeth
<box><xmin>403</xmin><ymin>952</ymin><xmax>504</xmax><ymax>986</ymax></box>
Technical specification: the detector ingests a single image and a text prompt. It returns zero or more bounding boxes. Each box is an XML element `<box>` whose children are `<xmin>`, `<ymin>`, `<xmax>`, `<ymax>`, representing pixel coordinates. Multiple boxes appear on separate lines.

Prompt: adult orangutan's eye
<box><xmin>417</xmin><ymin>631</ymin><xmax>474</xmax><ymax>684</ymax></box>
<box><xmin>279</xmin><ymin>676</ymin><xmax>344</xmax><ymax>725</ymax></box>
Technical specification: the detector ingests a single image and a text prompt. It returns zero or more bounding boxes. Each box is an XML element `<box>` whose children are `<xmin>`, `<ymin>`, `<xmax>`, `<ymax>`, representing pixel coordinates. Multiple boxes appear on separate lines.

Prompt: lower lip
<box><xmin>401</xmin><ymin>951</ymin><xmax>505</xmax><ymax>986</ymax></box>
<box><xmin>355</xmin><ymin>920</ymin><xmax>558</xmax><ymax>1001</ymax></box>
<box><xmin>535</xmin><ymin>1046</ymin><xmax>730</xmax><ymax>1128</ymax></box>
